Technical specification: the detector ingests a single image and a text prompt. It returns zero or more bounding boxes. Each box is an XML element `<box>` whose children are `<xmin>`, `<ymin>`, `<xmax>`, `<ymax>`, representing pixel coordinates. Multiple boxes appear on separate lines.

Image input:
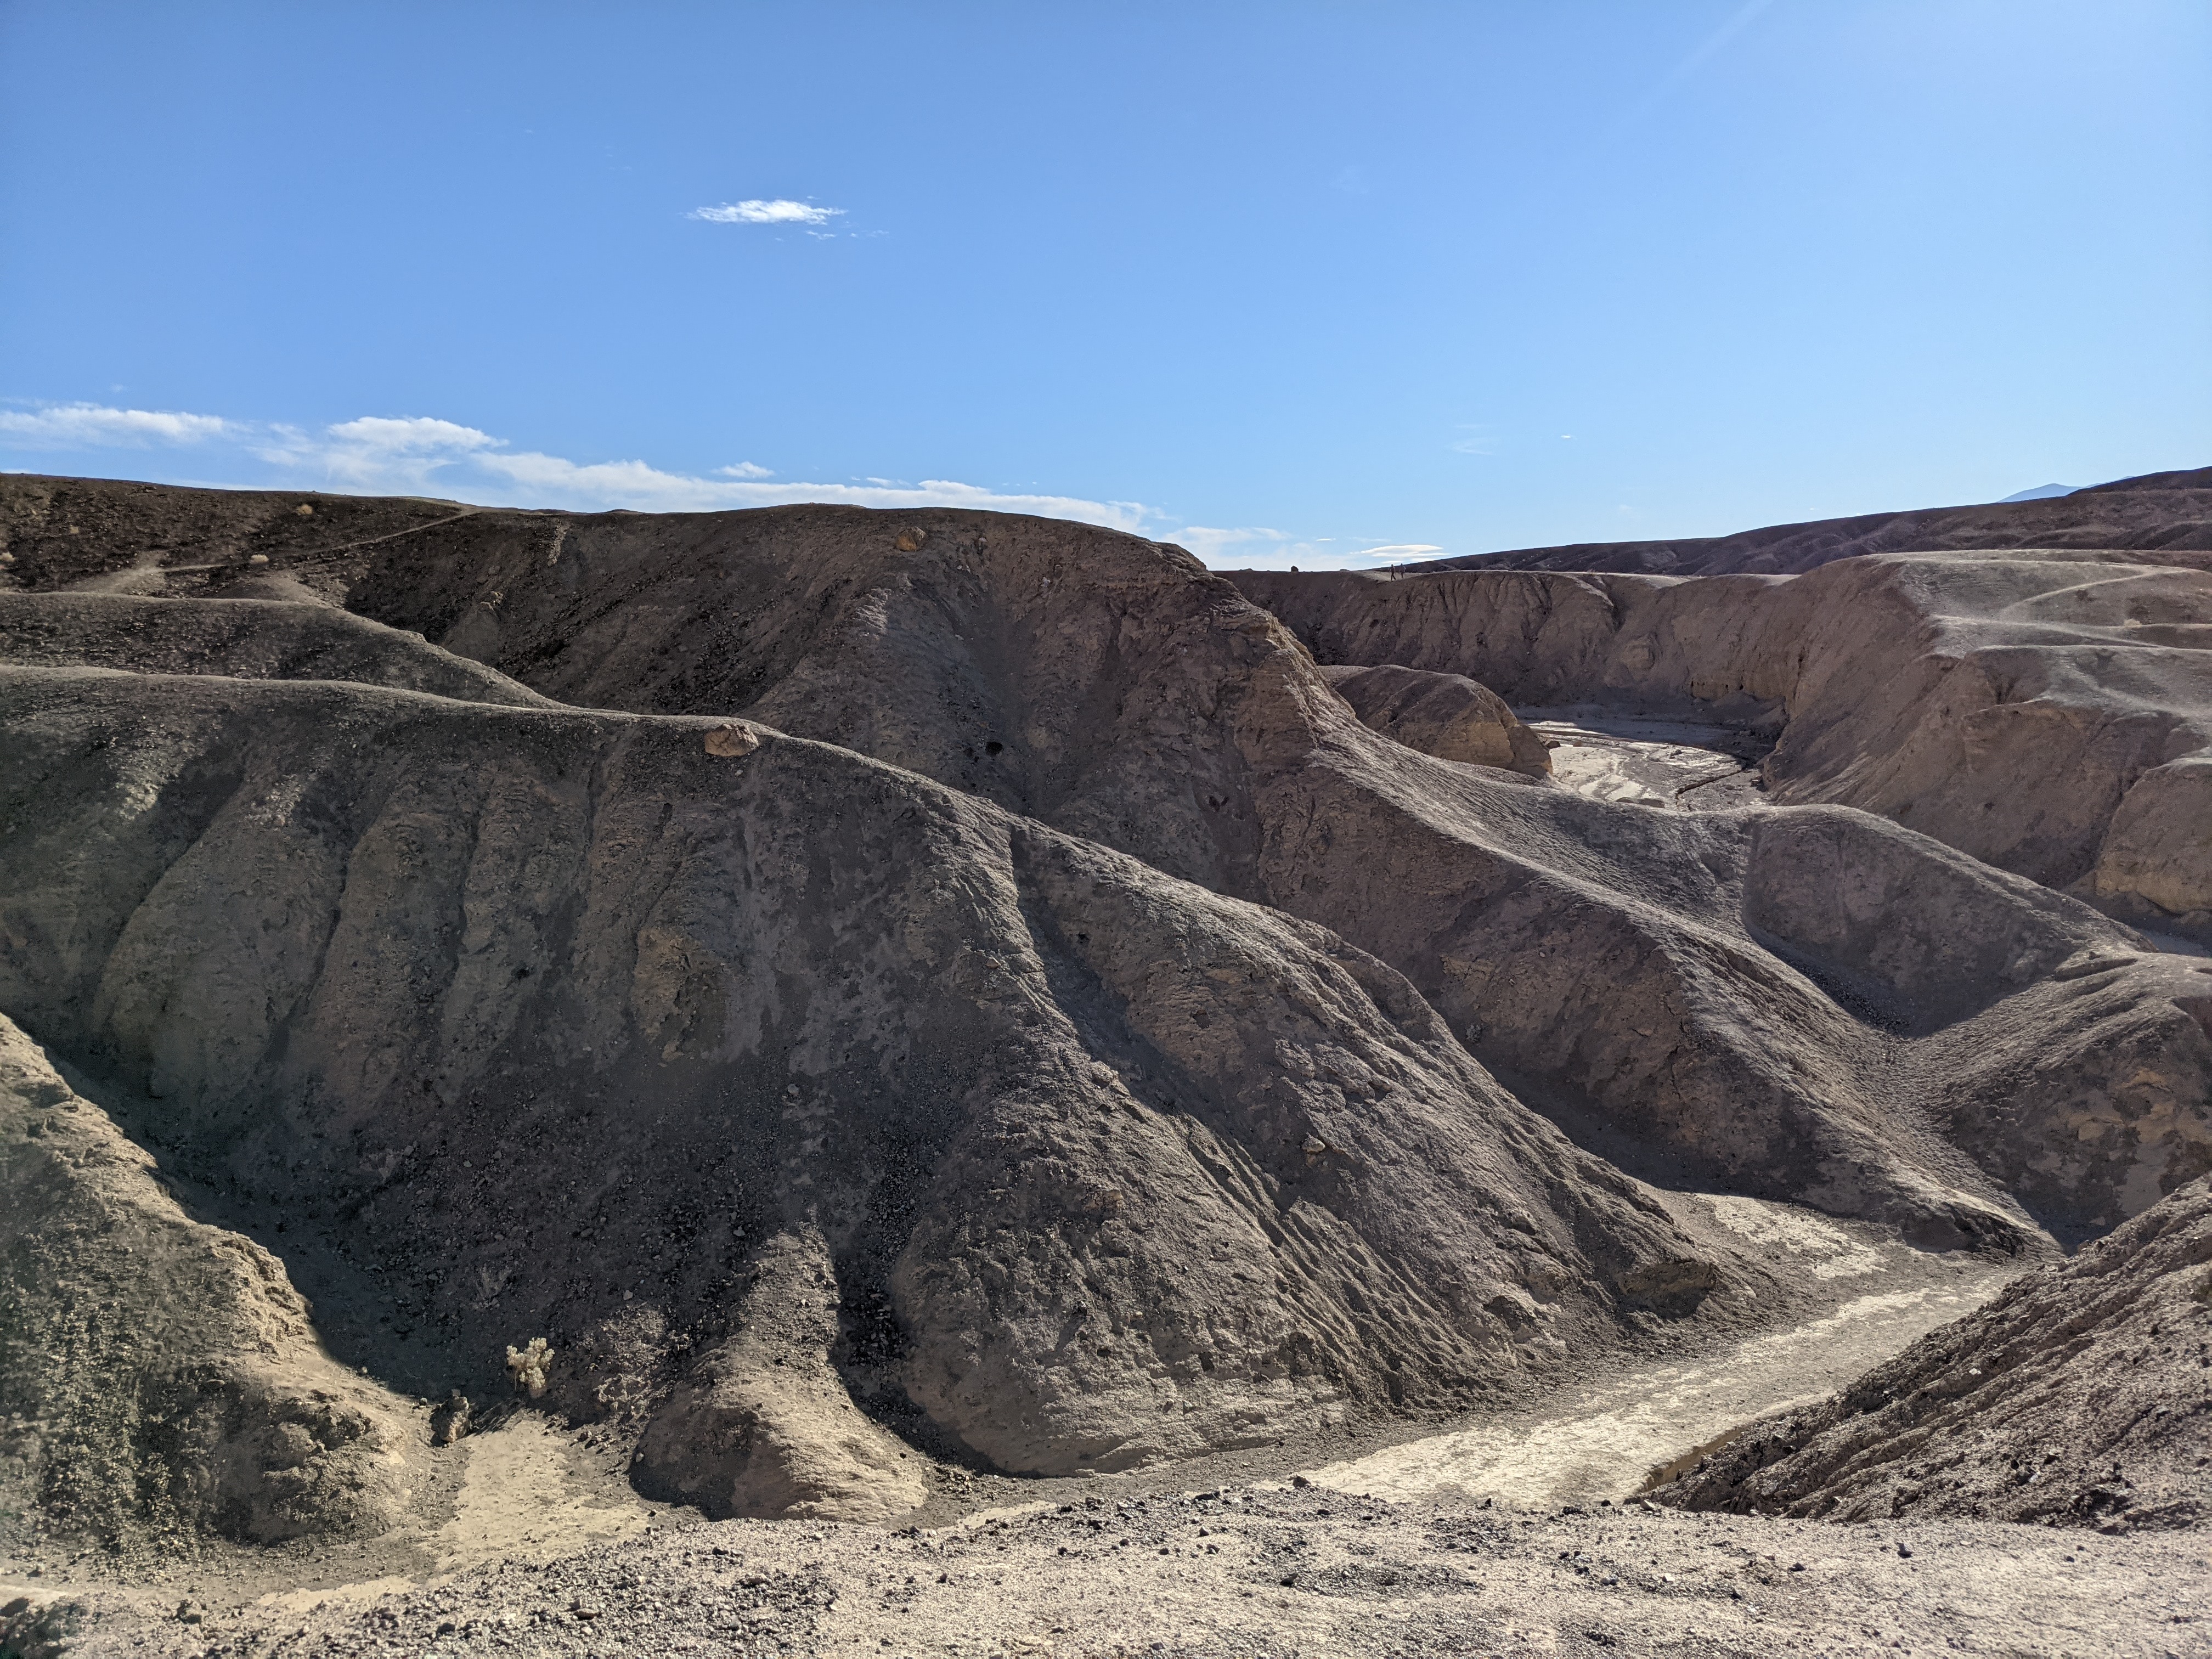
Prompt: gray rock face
<box><xmin>12</xmin><ymin>490</ymin><xmax>2210</xmax><ymax>1248</ymax></box>
<box><xmin>295</xmin><ymin>503</ymin><xmax>2199</xmax><ymax>1247</ymax></box>
<box><xmin>1650</xmin><ymin>1174</ymin><xmax>2212</xmax><ymax>1531</ymax></box>
<box><xmin>0</xmin><ymin>660</ymin><xmax>1748</xmax><ymax>1498</ymax></box>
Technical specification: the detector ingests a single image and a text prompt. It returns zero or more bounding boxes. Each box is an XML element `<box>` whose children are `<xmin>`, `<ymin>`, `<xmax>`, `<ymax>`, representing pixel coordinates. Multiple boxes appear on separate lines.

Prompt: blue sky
<box><xmin>3</xmin><ymin>2</ymin><xmax>2206</xmax><ymax>568</ymax></box>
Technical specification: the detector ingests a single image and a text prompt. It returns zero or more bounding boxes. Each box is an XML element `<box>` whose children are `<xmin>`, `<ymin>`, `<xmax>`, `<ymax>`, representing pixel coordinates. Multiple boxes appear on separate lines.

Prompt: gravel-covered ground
<box><xmin>7</xmin><ymin>1486</ymin><xmax>2208</xmax><ymax>1658</ymax></box>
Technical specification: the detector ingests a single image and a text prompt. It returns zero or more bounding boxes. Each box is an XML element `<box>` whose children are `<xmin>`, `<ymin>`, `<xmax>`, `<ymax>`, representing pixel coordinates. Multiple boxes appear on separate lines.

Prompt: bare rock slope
<box><xmin>0</xmin><ymin>657</ymin><xmax>1760</xmax><ymax>1509</ymax></box>
<box><xmin>1651</xmin><ymin>1174</ymin><xmax>2212</xmax><ymax>1531</ymax></box>
<box><xmin>630</xmin><ymin>1227</ymin><xmax>928</xmax><ymax>1523</ymax></box>
<box><xmin>9</xmin><ymin>481</ymin><xmax>2210</xmax><ymax>1250</ymax></box>
<box><xmin>0</xmin><ymin>591</ymin><xmax>552</xmax><ymax>707</ymax></box>
<box><xmin>222</xmin><ymin>494</ymin><xmax>2211</xmax><ymax>1247</ymax></box>
<box><xmin>1318</xmin><ymin>662</ymin><xmax>1553</xmax><ymax>776</ymax></box>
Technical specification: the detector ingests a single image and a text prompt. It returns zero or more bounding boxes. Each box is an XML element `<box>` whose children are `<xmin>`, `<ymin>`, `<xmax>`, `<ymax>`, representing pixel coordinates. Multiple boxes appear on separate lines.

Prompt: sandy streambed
<box><xmin>1520</xmin><ymin>707</ymin><xmax>1773</xmax><ymax>810</ymax></box>
<box><xmin>1297</xmin><ymin>1270</ymin><xmax>2016</xmax><ymax>1508</ymax></box>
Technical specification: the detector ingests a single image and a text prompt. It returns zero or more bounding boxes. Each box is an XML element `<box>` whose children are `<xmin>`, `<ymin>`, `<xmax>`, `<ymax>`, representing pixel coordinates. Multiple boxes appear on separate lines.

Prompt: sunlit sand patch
<box><xmin>254</xmin><ymin>1577</ymin><xmax>419</xmax><ymax>1617</ymax></box>
<box><xmin>427</xmin><ymin>1414</ymin><xmax>656</xmax><ymax>1574</ymax></box>
<box><xmin>1522</xmin><ymin>712</ymin><xmax>1762</xmax><ymax>809</ymax></box>
<box><xmin>1701</xmin><ymin>1194</ymin><xmax>1887</xmax><ymax>1279</ymax></box>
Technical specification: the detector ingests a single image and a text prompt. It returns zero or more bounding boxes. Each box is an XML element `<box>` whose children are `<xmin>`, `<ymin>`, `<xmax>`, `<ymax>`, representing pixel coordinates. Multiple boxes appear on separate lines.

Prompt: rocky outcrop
<box><xmin>11</xmin><ymin>490</ymin><xmax>2209</xmax><ymax>1249</ymax></box>
<box><xmin>1650</xmin><ymin>1175</ymin><xmax>2212</xmax><ymax>1530</ymax></box>
<box><xmin>7</xmin><ymin>477</ymin><xmax>2212</xmax><ymax>1545</ymax></box>
<box><xmin>292</xmin><ymin>504</ymin><xmax>2202</xmax><ymax>1245</ymax></box>
<box><xmin>1318</xmin><ymin>663</ymin><xmax>1552</xmax><ymax>775</ymax></box>
<box><xmin>0</xmin><ymin>1015</ymin><xmax>419</xmax><ymax>1552</ymax></box>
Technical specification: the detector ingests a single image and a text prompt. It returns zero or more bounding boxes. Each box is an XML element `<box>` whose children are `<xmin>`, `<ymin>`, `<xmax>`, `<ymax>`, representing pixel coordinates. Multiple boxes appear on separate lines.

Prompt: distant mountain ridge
<box><xmin>1413</xmin><ymin>464</ymin><xmax>2212</xmax><ymax>578</ymax></box>
<box><xmin>1999</xmin><ymin>483</ymin><xmax>2079</xmax><ymax>503</ymax></box>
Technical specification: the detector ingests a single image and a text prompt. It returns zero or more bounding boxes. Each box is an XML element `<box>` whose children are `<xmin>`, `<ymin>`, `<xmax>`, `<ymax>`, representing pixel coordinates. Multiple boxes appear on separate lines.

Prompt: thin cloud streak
<box><xmin>690</xmin><ymin>199</ymin><xmax>843</xmax><ymax>225</ymax></box>
<box><xmin>1172</xmin><ymin>526</ymin><xmax>1289</xmax><ymax>557</ymax></box>
<box><xmin>0</xmin><ymin>402</ymin><xmax>231</xmax><ymax>447</ymax></box>
<box><xmin>1174</xmin><ymin>526</ymin><xmax>1440</xmax><ymax>571</ymax></box>
<box><xmin>1605</xmin><ymin>0</ymin><xmax>1777</xmax><ymax>138</ymax></box>
<box><xmin>1346</xmin><ymin>543</ymin><xmax>1443</xmax><ymax>566</ymax></box>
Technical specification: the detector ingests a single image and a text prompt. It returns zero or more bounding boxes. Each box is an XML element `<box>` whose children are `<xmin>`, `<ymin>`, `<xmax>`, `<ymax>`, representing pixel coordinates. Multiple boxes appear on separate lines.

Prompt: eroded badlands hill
<box><xmin>1414</xmin><ymin>463</ymin><xmax>2212</xmax><ymax>576</ymax></box>
<box><xmin>6</xmin><ymin>658</ymin><xmax>1759</xmax><ymax>1532</ymax></box>
<box><xmin>1234</xmin><ymin>550</ymin><xmax>2212</xmax><ymax>939</ymax></box>
<box><xmin>2</xmin><ymin>473</ymin><xmax>2209</xmax><ymax>1568</ymax></box>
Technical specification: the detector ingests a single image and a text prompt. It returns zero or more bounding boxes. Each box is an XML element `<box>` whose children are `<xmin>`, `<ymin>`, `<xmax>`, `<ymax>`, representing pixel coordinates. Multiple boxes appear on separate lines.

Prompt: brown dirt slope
<box><xmin>0</xmin><ymin>592</ymin><xmax>550</xmax><ymax>707</ymax></box>
<box><xmin>307</xmin><ymin>502</ymin><xmax>2212</xmax><ymax>1245</ymax></box>
<box><xmin>0</xmin><ymin>473</ymin><xmax>474</xmax><ymax>597</ymax></box>
<box><xmin>1409</xmin><ymin>465</ymin><xmax>2212</xmax><ymax>577</ymax></box>
<box><xmin>1650</xmin><ymin>1175</ymin><xmax>2212</xmax><ymax>1532</ymax></box>
<box><xmin>7</xmin><ymin>476</ymin><xmax>2212</xmax><ymax>1552</ymax></box>
<box><xmin>1318</xmin><ymin>662</ymin><xmax>1553</xmax><ymax>775</ymax></box>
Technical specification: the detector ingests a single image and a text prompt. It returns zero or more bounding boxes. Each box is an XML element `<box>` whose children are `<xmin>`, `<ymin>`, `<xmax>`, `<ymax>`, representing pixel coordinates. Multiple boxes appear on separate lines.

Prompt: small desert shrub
<box><xmin>505</xmin><ymin>1337</ymin><xmax>553</xmax><ymax>1398</ymax></box>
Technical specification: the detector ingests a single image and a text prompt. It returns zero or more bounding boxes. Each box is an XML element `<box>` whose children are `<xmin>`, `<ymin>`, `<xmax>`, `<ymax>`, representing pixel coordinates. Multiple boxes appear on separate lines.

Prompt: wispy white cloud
<box><xmin>472</xmin><ymin>445</ymin><xmax>1154</xmax><ymax>528</ymax></box>
<box><xmin>0</xmin><ymin>401</ymin><xmax>230</xmax><ymax>447</ymax></box>
<box><xmin>0</xmin><ymin>400</ymin><xmax>1436</xmax><ymax>568</ymax></box>
<box><xmin>0</xmin><ymin>400</ymin><xmax>1152</xmax><ymax>531</ymax></box>
<box><xmin>1168</xmin><ymin>526</ymin><xmax>1289</xmax><ymax>559</ymax></box>
<box><xmin>1345</xmin><ymin>543</ymin><xmax>1442</xmax><ymax>565</ymax></box>
<box><xmin>251</xmin><ymin>415</ymin><xmax>500</xmax><ymax>493</ymax></box>
<box><xmin>690</xmin><ymin>199</ymin><xmax>843</xmax><ymax>225</ymax></box>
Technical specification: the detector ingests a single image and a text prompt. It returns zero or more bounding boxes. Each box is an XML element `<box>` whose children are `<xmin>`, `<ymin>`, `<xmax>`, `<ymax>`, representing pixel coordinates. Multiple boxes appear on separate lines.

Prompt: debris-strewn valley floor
<box><xmin>2</xmin><ymin>470</ymin><xmax>2209</xmax><ymax>1657</ymax></box>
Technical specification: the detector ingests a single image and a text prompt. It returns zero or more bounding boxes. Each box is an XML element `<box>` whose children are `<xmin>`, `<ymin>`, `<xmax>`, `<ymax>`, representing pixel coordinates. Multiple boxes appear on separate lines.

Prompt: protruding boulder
<box><xmin>1319</xmin><ymin>663</ymin><xmax>1552</xmax><ymax>776</ymax></box>
<box><xmin>702</xmin><ymin>720</ymin><xmax>761</xmax><ymax>757</ymax></box>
